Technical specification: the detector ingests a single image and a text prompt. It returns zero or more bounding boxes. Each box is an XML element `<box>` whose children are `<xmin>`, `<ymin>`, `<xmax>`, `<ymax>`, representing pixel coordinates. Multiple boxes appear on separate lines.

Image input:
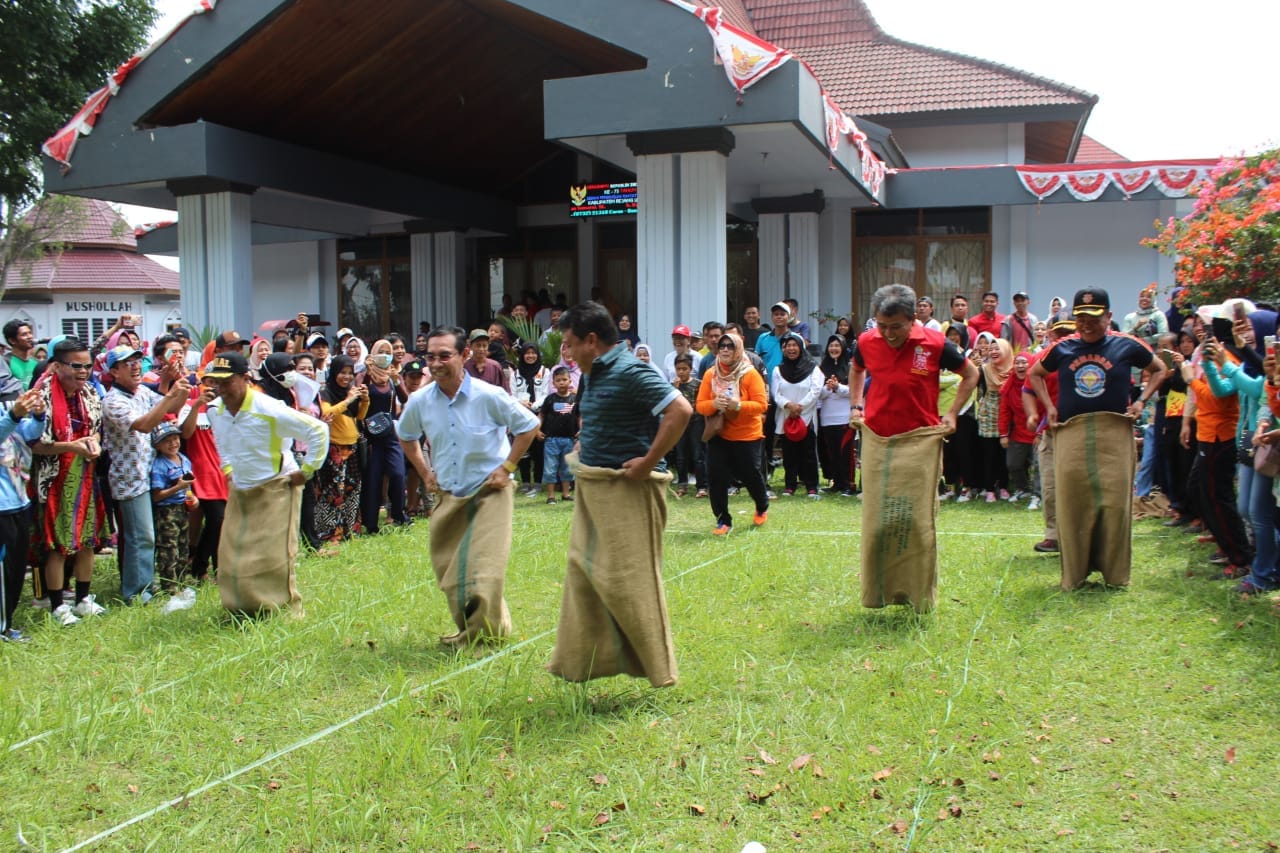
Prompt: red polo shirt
<box><xmin>855</xmin><ymin>324</ymin><xmax>965</xmax><ymax>436</ymax></box>
<box><xmin>967</xmin><ymin>311</ymin><xmax>1005</xmax><ymax>339</ymax></box>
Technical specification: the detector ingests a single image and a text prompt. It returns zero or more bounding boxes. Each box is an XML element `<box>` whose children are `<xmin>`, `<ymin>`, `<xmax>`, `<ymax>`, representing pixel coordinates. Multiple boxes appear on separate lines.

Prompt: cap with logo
<box><xmin>1050</xmin><ymin>311</ymin><xmax>1077</xmax><ymax>332</ymax></box>
<box><xmin>670</xmin><ymin>325</ymin><xmax>692</xmax><ymax>337</ymax></box>
<box><xmin>151</xmin><ymin>421</ymin><xmax>181</xmax><ymax>447</ymax></box>
<box><xmin>468</xmin><ymin>328</ymin><xmax>490</xmax><ymax>343</ymax></box>
<box><xmin>1072</xmin><ymin>288</ymin><xmax>1110</xmax><ymax>317</ymax></box>
<box><xmin>770</xmin><ymin>301</ymin><xmax>791</xmax><ymax>315</ymax></box>
<box><xmin>105</xmin><ymin>345</ymin><xmax>143</xmax><ymax>369</ymax></box>
<box><xmin>203</xmin><ymin>352</ymin><xmax>249</xmax><ymax>380</ymax></box>
<box><xmin>214</xmin><ymin>330</ymin><xmax>249</xmax><ymax>349</ymax></box>
<box><xmin>402</xmin><ymin>358</ymin><xmax>425</xmax><ymax>376</ymax></box>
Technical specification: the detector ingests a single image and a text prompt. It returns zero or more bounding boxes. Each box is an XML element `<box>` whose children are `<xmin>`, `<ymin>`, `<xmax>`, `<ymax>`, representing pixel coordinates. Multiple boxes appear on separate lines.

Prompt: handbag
<box><xmin>783</xmin><ymin>414</ymin><xmax>808</xmax><ymax>442</ymax></box>
<box><xmin>1255</xmin><ymin>442</ymin><xmax>1280</xmax><ymax>478</ymax></box>
<box><xmin>702</xmin><ymin>412</ymin><xmax>725</xmax><ymax>442</ymax></box>
<box><xmin>364</xmin><ymin>411</ymin><xmax>394</xmax><ymax>437</ymax></box>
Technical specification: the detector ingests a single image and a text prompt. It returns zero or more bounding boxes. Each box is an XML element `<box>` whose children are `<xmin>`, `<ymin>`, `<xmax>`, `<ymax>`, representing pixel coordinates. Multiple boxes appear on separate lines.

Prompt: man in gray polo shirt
<box><xmin>547</xmin><ymin>301</ymin><xmax>691</xmax><ymax>687</ymax></box>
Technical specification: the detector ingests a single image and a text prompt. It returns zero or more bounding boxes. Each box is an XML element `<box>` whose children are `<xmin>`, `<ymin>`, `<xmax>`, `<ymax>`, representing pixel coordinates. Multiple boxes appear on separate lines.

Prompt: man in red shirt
<box><xmin>848</xmin><ymin>284</ymin><xmax>978</xmax><ymax>613</ymax></box>
<box><xmin>967</xmin><ymin>291</ymin><xmax>1005</xmax><ymax>339</ymax></box>
<box><xmin>850</xmin><ymin>287</ymin><xmax>978</xmax><ymax>436</ymax></box>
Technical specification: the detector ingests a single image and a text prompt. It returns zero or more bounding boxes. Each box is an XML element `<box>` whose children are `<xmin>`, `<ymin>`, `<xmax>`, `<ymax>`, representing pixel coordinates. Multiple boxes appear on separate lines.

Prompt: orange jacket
<box><xmin>696</xmin><ymin>366</ymin><xmax>767</xmax><ymax>442</ymax></box>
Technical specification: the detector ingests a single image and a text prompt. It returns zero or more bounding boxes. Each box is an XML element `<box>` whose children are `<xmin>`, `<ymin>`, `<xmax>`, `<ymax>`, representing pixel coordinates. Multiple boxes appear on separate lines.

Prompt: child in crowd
<box><xmin>670</xmin><ymin>352</ymin><xmax>704</xmax><ymax>497</ymax></box>
<box><xmin>150</xmin><ymin>421</ymin><xmax>198</xmax><ymax>611</ymax></box>
<box><xmin>539</xmin><ymin>366</ymin><xmax>578</xmax><ymax>504</ymax></box>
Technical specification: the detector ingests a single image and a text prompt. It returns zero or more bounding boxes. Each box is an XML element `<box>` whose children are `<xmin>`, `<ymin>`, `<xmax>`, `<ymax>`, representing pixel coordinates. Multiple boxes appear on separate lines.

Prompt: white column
<box><xmin>789</xmin><ymin>211</ymin><xmax>820</xmax><ymax>335</ymax></box>
<box><xmin>636</xmin><ymin>152</ymin><xmax>677</xmax><ymax>351</ymax></box>
<box><xmin>1008</xmin><ymin>205</ymin><xmax>1029</xmax><ymax>305</ymax></box>
<box><xmin>757</xmin><ymin>213</ymin><xmax>786</xmax><ymax>311</ymax></box>
<box><xmin>176</xmin><ymin>191</ymin><xmax>252</xmax><ymax>336</ymax></box>
<box><xmin>410</xmin><ymin>233</ymin><xmax>435</xmax><ymax>326</ymax></box>
<box><xmin>817</xmin><ymin>204</ymin><xmax>852</xmax><ymax>340</ymax></box>
<box><xmin>432</xmin><ymin>231</ymin><xmax>465</xmax><ymax>325</ymax></box>
<box><xmin>678</xmin><ymin>150</ymin><xmax>728</xmax><ymax>335</ymax></box>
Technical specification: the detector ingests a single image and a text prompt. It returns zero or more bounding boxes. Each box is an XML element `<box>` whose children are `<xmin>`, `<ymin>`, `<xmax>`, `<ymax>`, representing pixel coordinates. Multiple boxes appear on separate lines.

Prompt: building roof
<box><xmin>1074</xmin><ymin>134</ymin><xmax>1128</xmax><ymax>163</ymax></box>
<box><xmin>3</xmin><ymin>198</ymin><xmax>177</xmax><ymax>294</ymax></box>
<box><xmin>742</xmin><ymin>0</ymin><xmax>1094</xmax><ymax>120</ymax></box>
<box><xmin>689</xmin><ymin>0</ymin><xmax>758</xmax><ymax>34</ymax></box>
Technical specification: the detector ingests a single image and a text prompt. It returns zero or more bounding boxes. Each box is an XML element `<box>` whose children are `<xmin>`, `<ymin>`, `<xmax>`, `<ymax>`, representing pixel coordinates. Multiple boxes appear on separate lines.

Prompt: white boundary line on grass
<box><xmin>53</xmin><ymin>547</ymin><xmax>749</xmax><ymax>852</ymax></box>
<box><xmin>8</xmin><ymin>578</ymin><xmax>439</xmax><ymax>754</ymax></box>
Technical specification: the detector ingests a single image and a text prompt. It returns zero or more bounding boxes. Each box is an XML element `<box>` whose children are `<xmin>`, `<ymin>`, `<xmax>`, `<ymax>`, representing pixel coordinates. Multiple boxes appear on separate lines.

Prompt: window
<box><xmin>337</xmin><ymin>237</ymin><xmax>411</xmax><ymax>340</ymax></box>
<box><xmin>852</xmin><ymin>208</ymin><xmax>990</xmax><ymax>324</ymax></box>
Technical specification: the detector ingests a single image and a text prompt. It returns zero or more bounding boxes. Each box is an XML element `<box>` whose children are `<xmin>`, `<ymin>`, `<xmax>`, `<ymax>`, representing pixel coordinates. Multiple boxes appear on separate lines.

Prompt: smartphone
<box><xmin>1233</xmin><ymin>301</ymin><xmax>1248</xmax><ymax>321</ymax></box>
<box><xmin>181</xmin><ymin>472</ymin><xmax>195</xmax><ymax>482</ymax></box>
<box><xmin>1159</xmin><ymin>350</ymin><xmax>1174</xmax><ymax>368</ymax></box>
<box><xmin>1266</xmin><ymin>335</ymin><xmax>1277</xmax><ymax>358</ymax></box>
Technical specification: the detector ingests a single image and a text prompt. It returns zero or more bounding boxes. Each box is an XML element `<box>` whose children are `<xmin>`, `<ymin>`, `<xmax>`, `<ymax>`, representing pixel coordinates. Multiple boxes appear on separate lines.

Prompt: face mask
<box><xmin>373</xmin><ymin>353</ymin><xmax>393</xmax><ymax>369</ymax></box>
<box><xmin>272</xmin><ymin>370</ymin><xmax>300</xmax><ymax>389</ymax></box>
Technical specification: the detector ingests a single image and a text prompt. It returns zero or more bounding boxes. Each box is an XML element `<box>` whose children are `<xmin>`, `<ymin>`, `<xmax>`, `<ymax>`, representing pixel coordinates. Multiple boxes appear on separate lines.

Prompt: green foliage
<box><xmin>6</xmin><ymin>494</ymin><xmax>1280</xmax><ymax>848</ymax></box>
<box><xmin>499</xmin><ymin>314</ymin><xmax>562</xmax><ymax>366</ymax></box>
<box><xmin>0</xmin><ymin>194</ymin><xmax>95</xmax><ymax>295</ymax></box>
<box><xmin>0</xmin><ymin>0</ymin><xmax>157</xmax><ymax>208</ymax></box>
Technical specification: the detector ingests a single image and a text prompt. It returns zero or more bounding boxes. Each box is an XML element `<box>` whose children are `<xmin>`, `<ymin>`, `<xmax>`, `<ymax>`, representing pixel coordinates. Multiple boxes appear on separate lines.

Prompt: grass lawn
<box><xmin>4</xmin><ymin>485</ymin><xmax>1280</xmax><ymax>851</ymax></box>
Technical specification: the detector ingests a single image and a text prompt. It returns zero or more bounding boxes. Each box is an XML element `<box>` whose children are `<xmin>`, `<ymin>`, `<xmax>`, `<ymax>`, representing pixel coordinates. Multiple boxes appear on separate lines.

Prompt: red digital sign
<box><xmin>569</xmin><ymin>182</ymin><xmax>638</xmax><ymax>217</ymax></box>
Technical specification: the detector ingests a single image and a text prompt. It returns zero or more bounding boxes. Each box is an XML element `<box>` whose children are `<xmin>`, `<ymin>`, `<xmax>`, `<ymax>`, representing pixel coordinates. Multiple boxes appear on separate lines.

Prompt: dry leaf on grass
<box><xmin>757</xmin><ymin>748</ymin><xmax>777</xmax><ymax>765</ymax></box>
<box><xmin>788</xmin><ymin>754</ymin><xmax>813</xmax><ymax>772</ymax></box>
<box><xmin>592</xmin><ymin>811</ymin><xmax>610</xmax><ymax>826</ymax></box>
<box><xmin>872</xmin><ymin>767</ymin><xmax>894</xmax><ymax>782</ymax></box>
<box><xmin>890</xmin><ymin>819</ymin><xmax>909</xmax><ymax>834</ymax></box>
<box><xmin>1225</xmin><ymin>746</ymin><xmax>1237</xmax><ymax>764</ymax></box>
<box><xmin>590</xmin><ymin>773</ymin><xmax>608</xmax><ymax>786</ymax></box>
<box><xmin>689</xmin><ymin>803</ymin><xmax>706</xmax><ymax>816</ymax></box>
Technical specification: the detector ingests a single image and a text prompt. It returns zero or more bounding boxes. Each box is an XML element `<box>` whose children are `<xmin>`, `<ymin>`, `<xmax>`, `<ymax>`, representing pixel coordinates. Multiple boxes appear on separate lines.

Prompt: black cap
<box><xmin>203</xmin><ymin>352</ymin><xmax>249</xmax><ymax>379</ymax></box>
<box><xmin>214</xmin><ymin>330</ymin><xmax>249</xmax><ymax>349</ymax></box>
<box><xmin>1072</xmin><ymin>288</ymin><xmax>1110</xmax><ymax>317</ymax></box>
<box><xmin>402</xmin><ymin>358</ymin><xmax>425</xmax><ymax>376</ymax></box>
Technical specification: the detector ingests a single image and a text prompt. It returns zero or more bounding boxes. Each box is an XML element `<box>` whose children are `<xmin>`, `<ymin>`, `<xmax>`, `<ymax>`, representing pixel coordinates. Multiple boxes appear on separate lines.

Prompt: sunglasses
<box><xmin>61</xmin><ymin>361</ymin><xmax>93</xmax><ymax>370</ymax></box>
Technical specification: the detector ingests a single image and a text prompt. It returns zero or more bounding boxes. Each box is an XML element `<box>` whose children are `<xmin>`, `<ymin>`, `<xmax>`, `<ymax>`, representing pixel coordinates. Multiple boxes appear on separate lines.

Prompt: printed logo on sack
<box><xmin>1074</xmin><ymin>363</ymin><xmax>1107</xmax><ymax>398</ymax></box>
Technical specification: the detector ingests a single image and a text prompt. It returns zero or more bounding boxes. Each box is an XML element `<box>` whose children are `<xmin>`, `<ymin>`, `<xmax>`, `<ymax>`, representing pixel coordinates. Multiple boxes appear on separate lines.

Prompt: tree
<box><xmin>0</xmin><ymin>0</ymin><xmax>155</xmax><ymax>288</ymax></box>
<box><xmin>1143</xmin><ymin>148</ymin><xmax>1280</xmax><ymax>307</ymax></box>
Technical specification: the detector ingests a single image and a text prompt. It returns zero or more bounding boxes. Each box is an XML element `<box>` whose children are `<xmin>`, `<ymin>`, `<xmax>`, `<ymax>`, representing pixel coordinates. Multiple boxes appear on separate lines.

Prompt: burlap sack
<box><xmin>859</xmin><ymin>425</ymin><xmax>949</xmax><ymax>613</ymax></box>
<box><xmin>429</xmin><ymin>487</ymin><xmax>514</xmax><ymax>642</ymax></box>
<box><xmin>547</xmin><ymin>461</ymin><xmax>677</xmax><ymax>687</ymax></box>
<box><xmin>1054</xmin><ymin>411</ymin><xmax>1136</xmax><ymax>590</ymax></box>
<box><xmin>219</xmin><ymin>477</ymin><xmax>303</xmax><ymax>615</ymax></box>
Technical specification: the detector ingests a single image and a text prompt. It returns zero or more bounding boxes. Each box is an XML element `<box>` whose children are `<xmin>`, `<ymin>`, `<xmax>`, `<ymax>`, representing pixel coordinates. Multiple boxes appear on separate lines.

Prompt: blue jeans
<box><xmin>1238</xmin><ymin>463</ymin><xmax>1279</xmax><ymax>588</ymax></box>
<box><xmin>542</xmin><ymin>437</ymin><xmax>575</xmax><ymax>484</ymax></box>
<box><xmin>1134</xmin><ymin>423</ymin><xmax>1157</xmax><ymax>497</ymax></box>
<box><xmin>118</xmin><ymin>492</ymin><xmax>156</xmax><ymax>603</ymax></box>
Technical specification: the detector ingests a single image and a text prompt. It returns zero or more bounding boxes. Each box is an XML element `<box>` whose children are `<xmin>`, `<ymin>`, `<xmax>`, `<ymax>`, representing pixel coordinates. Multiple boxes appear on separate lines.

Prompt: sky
<box><xmin>128</xmin><ymin>0</ymin><xmax>1276</xmax><ymax>230</ymax></box>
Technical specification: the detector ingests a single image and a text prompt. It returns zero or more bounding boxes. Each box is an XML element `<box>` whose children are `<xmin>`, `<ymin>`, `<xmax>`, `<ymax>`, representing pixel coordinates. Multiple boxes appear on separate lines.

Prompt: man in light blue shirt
<box><xmin>398</xmin><ymin>326</ymin><xmax>539</xmax><ymax>648</ymax></box>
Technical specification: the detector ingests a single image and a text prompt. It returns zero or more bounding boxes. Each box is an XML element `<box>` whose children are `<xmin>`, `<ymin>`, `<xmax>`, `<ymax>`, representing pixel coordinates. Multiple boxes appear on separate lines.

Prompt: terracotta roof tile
<box><xmin>744</xmin><ymin>0</ymin><xmax>883</xmax><ymax>47</ymax></box>
<box><xmin>1074</xmin><ymin>135</ymin><xmax>1128</xmax><ymax>163</ymax></box>
<box><xmin>22</xmin><ymin>197</ymin><xmax>137</xmax><ymax>251</ymax></box>
<box><xmin>689</xmin><ymin>0</ymin><xmax>757</xmax><ymax>34</ymax></box>
<box><xmin>3</xmin><ymin>248</ymin><xmax>178</xmax><ymax>293</ymax></box>
<box><xmin>737</xmin><ymin>0</ymin><xmax>1093</xmax><ymax>118</ymax></box>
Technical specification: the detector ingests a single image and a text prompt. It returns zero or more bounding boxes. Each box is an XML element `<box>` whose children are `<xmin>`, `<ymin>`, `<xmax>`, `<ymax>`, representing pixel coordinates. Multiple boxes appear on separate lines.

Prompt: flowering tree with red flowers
<box><xmin>1143</xmin><ymin>148</ymin><xmax>1280</xmax><ymax>307</ymax></box>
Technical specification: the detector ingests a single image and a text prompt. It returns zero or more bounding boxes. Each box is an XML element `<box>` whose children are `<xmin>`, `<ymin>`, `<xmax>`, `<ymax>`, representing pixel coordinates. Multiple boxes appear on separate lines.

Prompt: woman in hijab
<box><xmin>512</xmin><ymin>342</ymin><xmax>551</xmax><ymax>495</ymax></box>
<box><xmin>315</xmin><ymin>354</ymin><xmax>368</xmax><ymax>541</ymax></box>
<box><xmin>942</xmin><ymin>323</ymin><xmax>978</xmax><ymax>500</ymax></box>
<box><xmin>247</xmin><ymin>337</ymin><xmax>271</xmax><ymax>382</ymax></box>
<box><xmin>695</xmin><ymin>332</ymin><xmax>770</xmax><ymax>534</ymax></box>
<box><xmin>770</xmin><ymin>332</ymin><xmax>823</xmax><ymax>498</ymax></box>
<box><xmin>817</xmin><ymin>334</ymin><xmax>857</xmax><ymax>496</ymax></box>
<box><xmin>633</xmin><ymin>343</ymin><xmax>663</xmax><ymax>377</ymax></box>
<box><xmin>360</xmin><ymin>340</ymin><xmax>409</xmax><ymax>533</ymax></box>
<box><xmin>974</xmin><ymin>331</ymin><xmax>1013</xmax><ymax>502</ymax></box>
<box><xmin>616</xmin><ymin>314</ymin><xmax>641</xmax><ymax>350</ymax></box>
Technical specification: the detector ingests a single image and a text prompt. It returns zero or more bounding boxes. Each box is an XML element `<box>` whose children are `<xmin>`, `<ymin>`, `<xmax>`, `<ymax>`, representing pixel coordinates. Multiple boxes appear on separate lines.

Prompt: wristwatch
<box><xmin>501</xmin><ymin>460</ymin><xmax>518</xmax><ymax>473</ymax></box>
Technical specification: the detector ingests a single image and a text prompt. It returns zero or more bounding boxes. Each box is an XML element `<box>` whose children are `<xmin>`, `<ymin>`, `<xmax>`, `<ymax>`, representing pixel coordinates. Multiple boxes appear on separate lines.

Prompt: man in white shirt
<box><xmin>398</xmin><ymin>326</ymin><xmax>539</xmax><ymax>648</ymax></box>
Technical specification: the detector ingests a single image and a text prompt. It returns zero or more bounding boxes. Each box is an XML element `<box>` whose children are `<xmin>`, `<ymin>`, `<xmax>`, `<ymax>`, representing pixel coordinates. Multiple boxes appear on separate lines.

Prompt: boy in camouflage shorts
<box><xmin>150</xmin><ymin>422</ymin><xmax>198</xmax><ymax>609</ymax></box>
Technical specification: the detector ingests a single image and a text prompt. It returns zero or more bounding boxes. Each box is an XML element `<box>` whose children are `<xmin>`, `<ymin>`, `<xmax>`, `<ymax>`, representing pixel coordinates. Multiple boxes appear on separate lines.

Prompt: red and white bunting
<box><xmin>1014</xmin><ymin>162</ymin><xmax>1214</xmax><ymax>202</ymax></box>
<box><xmin>680</xmin><ymin>4</ymin><xmax>793</xmax><ymax>93</ymax></box>
<box><xmin>42</xmin><ymin>0</ymin><xmax>218</xmax><ymax>170</ymax></box>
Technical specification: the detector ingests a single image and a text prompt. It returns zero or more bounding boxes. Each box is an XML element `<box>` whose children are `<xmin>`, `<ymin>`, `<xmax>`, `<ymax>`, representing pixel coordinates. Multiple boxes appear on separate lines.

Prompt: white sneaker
<box><xmin>984</xmin><ymin>491</ymin><xmax>997</xmax><ymax>503</ymax></box>
<box><xmin>956</xmin><ymin>491</ymin><xmax>972</xmax><ymax>503</ymax></box>
<box><xmin>31</xmin><ymin>597</ymin><xmax>50</xmax><ymax>610</ymax></box>
<box><xmin>72</xmin><ymin>594</ymin><xmax>107</xmax><ymax>617</ymax></box>
<box><xmin>1027</xmin><ymin>496</ymin><xmax>1041</xmax><ymax>511</ymax></box>
<box><xmin>161</xmin><ymin>588</ymin><xmax>197</xmax><ymax>614</ymax></box>
<box><xmin>51</xmin><ymin>604</ymin><xmax>79</xmax><ymax>626</ymax></box>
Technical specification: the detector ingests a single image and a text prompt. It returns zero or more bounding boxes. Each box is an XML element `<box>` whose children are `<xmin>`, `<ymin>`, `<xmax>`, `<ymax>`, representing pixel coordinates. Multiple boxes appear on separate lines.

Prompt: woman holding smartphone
<box><xmin>359</xmin><ymin>339</ymin><xmax>410</xmax><ymax>534</ymax></box>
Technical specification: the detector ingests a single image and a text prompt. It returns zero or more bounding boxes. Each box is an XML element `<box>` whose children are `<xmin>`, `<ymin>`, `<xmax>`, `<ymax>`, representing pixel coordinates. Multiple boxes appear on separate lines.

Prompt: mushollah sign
<box><xmin>569</xmin><ymin>182</ymin><xmax>637</xmax><ymax>218</ymax></box>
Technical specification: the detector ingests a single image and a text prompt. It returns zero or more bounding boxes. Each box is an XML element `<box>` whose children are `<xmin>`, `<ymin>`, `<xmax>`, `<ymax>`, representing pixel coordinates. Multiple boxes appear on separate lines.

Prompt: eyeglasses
<box><xmin>423</xmin><ymin>351</ymin><xmax>457</xmax><ymax>362</ymax></box>
<box><xmin>60</xmin><ymin>361</ymin><xmax>93</xmax><ymax>370</ymax></box>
